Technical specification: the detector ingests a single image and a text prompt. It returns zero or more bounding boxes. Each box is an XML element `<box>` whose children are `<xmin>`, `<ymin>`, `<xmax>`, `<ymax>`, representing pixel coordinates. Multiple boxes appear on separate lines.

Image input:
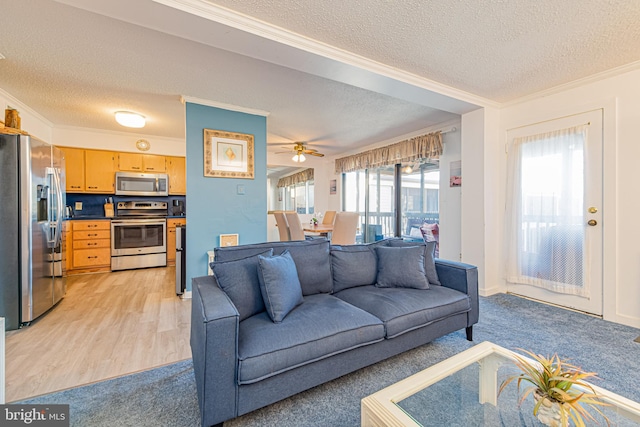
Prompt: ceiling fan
<box><xmin>274</xmin><ymin>142</ymin><xmax>325</xmax><ymax>163</ymax></box>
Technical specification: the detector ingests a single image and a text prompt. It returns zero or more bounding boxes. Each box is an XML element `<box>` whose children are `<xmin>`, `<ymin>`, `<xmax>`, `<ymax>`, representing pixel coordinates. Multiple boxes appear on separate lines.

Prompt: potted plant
<box><xmin>499</xmin><ymin>349</ymin><xmax>610</xmax><ymax>427</ymax></box>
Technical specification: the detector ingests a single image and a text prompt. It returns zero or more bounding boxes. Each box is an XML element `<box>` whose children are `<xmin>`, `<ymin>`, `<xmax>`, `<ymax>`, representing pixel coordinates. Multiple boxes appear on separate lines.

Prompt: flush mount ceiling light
<box><xmin>115</xmin><ymin>111</ymin><xmax>145</xmax><ymax>128</ymax></box>
<box><xmin>292</xmin><ymin>152</ymin><xmax>306</xmax><ymax>162</ymax></box>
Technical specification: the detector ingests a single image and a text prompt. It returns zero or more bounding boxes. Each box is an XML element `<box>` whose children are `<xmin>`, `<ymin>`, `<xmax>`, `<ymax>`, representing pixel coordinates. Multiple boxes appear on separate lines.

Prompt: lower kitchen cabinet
<box><xmin>67</xmin><ymin>220</ymin><xmax>111</xmax><ymax>274</ymax></box>
<box><xmin>167</xmin><ymin>218</ymin><xmax>186</xmax><ymax>266</ymax></box>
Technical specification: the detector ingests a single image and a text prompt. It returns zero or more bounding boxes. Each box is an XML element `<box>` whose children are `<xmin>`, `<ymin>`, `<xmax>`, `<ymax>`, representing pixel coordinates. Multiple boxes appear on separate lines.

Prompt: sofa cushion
<box><xmin>334</xmin><ymin>285</ymin><xmax>470</xmax><ymax>338</ymax></box>
<box><xmin>257</xmin><ymin>251</ymin><xmax>304</xmax><ymax>323</ymax></box>
<box><xmin>375</xmin><ymin>246</ymin><xmax>430</xmax><ymax>289</ymax></box>
<box><xmin>214</xmin><ymin>239</ymin><xmax>332</xmax><ymax>295</ymax></box>
<box><xmin>388</xmin><ymin>240</ymin><xmax>441</xmax><ymax>286</ymax></box>
<box><xmin>330</xmin><ymin>240</ymin><xmax>390</xmax><ymax>292</ymax></box>
<box><xmin>237</xmin><ymin>293</ymin><xmax>385</xmax><ymax>384</ymax></box>
<box><xmin>210</xmin><ymin>249</ymin><xmax>273</xmax><ymax>321</ymax></box>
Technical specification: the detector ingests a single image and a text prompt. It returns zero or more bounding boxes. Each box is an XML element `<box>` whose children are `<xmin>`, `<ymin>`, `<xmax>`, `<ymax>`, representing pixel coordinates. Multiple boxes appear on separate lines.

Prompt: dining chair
<box><xmin>322</xmin><ymin>210</ymin><xmax>336</xmax><ymax>225</ymax></box>
<box><xmin>331</xmin><ymin>212</ymin><xmax>359</xmax><ymax>245</ymax></box>
<box><xmin>273</xmin><ymin>211</ymin><xmax>291</xmax><ymax>241</ymax></box>
<box><xmin>284</xmin><ymin>212</ymin><xmax>306</xmax><ymax>241</ymax></box>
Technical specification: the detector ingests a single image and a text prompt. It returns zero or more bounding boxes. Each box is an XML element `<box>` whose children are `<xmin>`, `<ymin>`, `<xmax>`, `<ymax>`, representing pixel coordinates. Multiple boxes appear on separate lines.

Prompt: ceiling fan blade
<box><xmin>309</xmin><ymin>152</ymin><xmax>325</xmax><ymax>157</ymax></box>
<box><xmin>302</xmin><ymin>148</ymin><xmax>318</xmax><ymax>153</ymax></box>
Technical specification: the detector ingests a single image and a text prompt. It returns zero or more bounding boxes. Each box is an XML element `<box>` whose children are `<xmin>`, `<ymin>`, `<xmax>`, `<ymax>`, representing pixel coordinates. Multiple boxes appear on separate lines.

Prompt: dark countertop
<box><xmin>66</xmin><ymin>215</ymin><xmax>186</xmax><ymax>221</ymax></box>
<box><xmin>65</xmin><ymin>216</ymin><xmax>111</xmax><ymax>221</ymax></box>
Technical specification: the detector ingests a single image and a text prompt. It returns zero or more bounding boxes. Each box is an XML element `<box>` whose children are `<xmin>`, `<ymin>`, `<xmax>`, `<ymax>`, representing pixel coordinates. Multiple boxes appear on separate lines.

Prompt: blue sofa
<box><xmin>190</xmin><ymin>238</ymin><xmax>478</xmax><ymax>427</ymax></box>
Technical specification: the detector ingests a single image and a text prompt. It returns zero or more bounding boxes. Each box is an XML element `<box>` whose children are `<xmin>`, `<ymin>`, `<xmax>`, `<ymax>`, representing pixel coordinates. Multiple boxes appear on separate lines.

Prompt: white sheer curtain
<box><xmin>505</xmin><ymin>125</ymin><xmax>590</xmax><ymax>296</ymax></box>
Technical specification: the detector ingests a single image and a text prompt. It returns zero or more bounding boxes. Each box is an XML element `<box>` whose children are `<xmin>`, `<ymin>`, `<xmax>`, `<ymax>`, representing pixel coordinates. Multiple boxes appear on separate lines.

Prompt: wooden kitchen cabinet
<box><xmin>118</xmin><ymin>152</ymin><xmax>166</xmax><ymax>172</ymax></box>
<box><xmin>85</xmin><ymin>150</ymin><xmax>116</xmax><ymax>193</ymax></box>
<box><xmin>166</xmin><ymin>156</ymin><xmax>186</xmax><ymax>195</ymax></box>
<box><xmin>166</xmin><ymin>218</ymin><xmax>186</xmax><ymax>266</ymax></box>
<box><xmin>61</xmin><ymin>147</ymin><xmax>85</xmax><ymax>192</ymax></box>
<box><xmin>142</xmin><ymin>154</ymin><xmax>166</xmax><ymax>172</ymax></box>
<box><xmin>68</xmin><ymin>220</ymin><xmax>111</xmax><ymax>274</ymax></box>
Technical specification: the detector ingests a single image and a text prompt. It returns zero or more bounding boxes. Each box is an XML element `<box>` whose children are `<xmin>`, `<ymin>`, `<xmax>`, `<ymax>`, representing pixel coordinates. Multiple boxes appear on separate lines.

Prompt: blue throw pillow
<box><xmin>330</xmin><ymin>240</ymin><xmax>389</xmax><ymax>292</ymax></box>
<box><xmin>387</xmin><ymin>240</ymin><xmax>440</xmax><ymax>286</ymax></box>
<box><xmin>375</xmin><ymin>245</ymin><xmax>430</xmax><ymax>289</ymax></box>
<box><xmin>257</xmin><ymin>250</ymin><xmax>304</xmax><ymax>323</ymax></box>
<box><xmin>211</xmin><ymin>249</ymin><xmax>273</xmax><ymax>321</ymax></box>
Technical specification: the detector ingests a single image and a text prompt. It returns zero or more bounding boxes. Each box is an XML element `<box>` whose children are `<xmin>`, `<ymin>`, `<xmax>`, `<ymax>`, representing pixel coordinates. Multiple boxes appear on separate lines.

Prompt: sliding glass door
<box><xmin>343</xmin><ymin>163</ymin><xmax>439</xmax><ymax>245</ymax></box>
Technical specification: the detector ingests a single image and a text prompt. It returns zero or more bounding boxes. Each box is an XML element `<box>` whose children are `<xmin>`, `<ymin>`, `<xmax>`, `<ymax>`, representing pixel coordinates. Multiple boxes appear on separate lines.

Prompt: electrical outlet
<box><xmin>75</xmin><ymin>201</ymin><xmax>83</xmax><ymax>210</ymax></box>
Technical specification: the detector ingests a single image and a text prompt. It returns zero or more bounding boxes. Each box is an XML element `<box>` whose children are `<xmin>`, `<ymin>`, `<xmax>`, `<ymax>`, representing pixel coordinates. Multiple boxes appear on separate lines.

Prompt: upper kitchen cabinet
<box><xmin>118</xmin><ymin>152</ymin><xmax>166</xmax><ymax>172</ymax></box>
<box><xmin>60</xmin><ymin>147</ymin><xmax>85</xmax><ymax>192</ymax></box>
<box><xmin>85</xmin><ymin>150</ymin><xmax>116</xmax><ymax>193</ymax></box>
<box><xmin>142</xmin><ymin>154</ymin><xmax>166</xmax><ymax>172</ymax></box>
<box><xmin>166</xmin><ymin>156</ymin><xmax>186</xmax><ymax>195</ymax></box>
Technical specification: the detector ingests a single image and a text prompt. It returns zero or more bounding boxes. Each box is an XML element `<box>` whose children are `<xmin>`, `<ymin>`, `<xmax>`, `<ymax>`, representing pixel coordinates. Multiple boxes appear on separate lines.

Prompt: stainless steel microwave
<box><xmin>115</xmin><ymin>172</ymin><xmax>169</xmax><ymax>196</ymax></box>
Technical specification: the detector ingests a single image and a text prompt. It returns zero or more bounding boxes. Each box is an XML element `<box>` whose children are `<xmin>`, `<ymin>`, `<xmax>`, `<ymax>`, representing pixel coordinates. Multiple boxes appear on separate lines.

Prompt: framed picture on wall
<box><xmin>204</xmin><ymin>129</ymin><xmax>254</xmax><ymax>179</ymax></box>
<box><xmin>330</xmin><ymin>179</ymin><xmax>337</xmax><ymax>195</ymax></box>
<box><xmin>219</xmin><ymin>233</ymin><xmax>239</xmax><ymax>247</ymax></box>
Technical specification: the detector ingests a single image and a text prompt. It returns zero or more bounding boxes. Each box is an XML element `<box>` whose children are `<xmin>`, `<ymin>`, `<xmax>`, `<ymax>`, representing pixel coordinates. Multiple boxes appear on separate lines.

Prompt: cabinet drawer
<box><xmin>73</xmin><ymin>239</ymin><xmax>110</xmax><ymax>249</ymax></box>
<box><xmin>73</xmin><ymin>221</ymin><xmax>110</xmax><ymax>231</ymax></box>
<box><xmin>73</xmin><ymin>230</ymin><xmax>110</xmax><ymax>240</ymax></box>
<box><xmin>73</xmin><ymin>249</ymin><xmax>110</xmax><ymax>268</ymax></box>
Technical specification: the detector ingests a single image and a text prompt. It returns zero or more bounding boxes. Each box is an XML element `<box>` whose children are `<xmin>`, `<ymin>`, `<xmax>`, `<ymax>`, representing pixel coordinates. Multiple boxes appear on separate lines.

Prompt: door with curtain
<box><xmin>505</xmin><ymin>110</ymin><xmax>603</xmax><ymax>315</ymax></box>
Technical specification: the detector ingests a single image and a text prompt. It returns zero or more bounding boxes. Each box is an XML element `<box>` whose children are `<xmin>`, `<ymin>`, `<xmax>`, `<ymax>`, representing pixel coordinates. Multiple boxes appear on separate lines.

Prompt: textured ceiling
<box><xmin>1</xmin><ymin>0</ymin><xmax>639</xmax><ymax>155</ymax></box>
<box><xmin>211</xmin><ymin>0</ymin><xmax>640</xmax><ymax>102</ymax></box>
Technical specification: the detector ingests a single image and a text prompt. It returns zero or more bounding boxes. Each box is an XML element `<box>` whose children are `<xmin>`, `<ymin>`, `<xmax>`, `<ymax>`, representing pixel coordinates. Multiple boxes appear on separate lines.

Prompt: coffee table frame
<box><xmin>361</xmin><ymin>341</ymin><xmax>640</xmax><ymax>427</ymax></box>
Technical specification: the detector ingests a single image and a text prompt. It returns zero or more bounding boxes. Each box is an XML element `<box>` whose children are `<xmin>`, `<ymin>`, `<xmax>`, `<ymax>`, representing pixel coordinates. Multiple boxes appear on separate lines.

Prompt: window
<box><xmin>284</xmin><ymin>181</ymin><xmax>314</xmax><ymax>214</ymax></box>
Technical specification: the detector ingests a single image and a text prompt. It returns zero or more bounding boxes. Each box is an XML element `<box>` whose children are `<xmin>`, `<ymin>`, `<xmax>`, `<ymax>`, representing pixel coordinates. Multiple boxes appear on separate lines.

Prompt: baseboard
<box><xmin>180</xmin><ymin>291</ymin><xmax>192</xmax><ymax>300</ymax></box>
<box><xmin>479</xmin><ymin>286</ymin><xmax>502</xmax><ymax>297</ymax></box>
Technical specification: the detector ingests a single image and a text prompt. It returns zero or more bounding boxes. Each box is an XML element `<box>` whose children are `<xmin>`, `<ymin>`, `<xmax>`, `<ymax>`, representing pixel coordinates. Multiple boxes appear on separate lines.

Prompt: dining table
<box><xmin>302</xmin><ymin>223</ymin><xmax>334</xmax><ymax>237</ymax></box>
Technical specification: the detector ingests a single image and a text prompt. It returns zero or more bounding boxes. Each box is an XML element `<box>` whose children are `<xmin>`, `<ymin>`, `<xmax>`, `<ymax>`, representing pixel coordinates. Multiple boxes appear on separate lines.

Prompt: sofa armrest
<box><xmin>190</xmin><ymin>275</ymin><xmax>239</xmax><ymax>427</ymax></box>
<box><xmin>435</xmin><ymin>259</ymin><xmax>479</xmax><ymax>327</ymax></box>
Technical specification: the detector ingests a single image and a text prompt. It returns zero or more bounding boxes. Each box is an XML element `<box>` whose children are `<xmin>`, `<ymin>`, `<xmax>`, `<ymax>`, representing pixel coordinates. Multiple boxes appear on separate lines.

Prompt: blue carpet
<box><xmin>18</xmin><ymin>294</ymin><xmax>640</xmax><ymax>426</ymax></box>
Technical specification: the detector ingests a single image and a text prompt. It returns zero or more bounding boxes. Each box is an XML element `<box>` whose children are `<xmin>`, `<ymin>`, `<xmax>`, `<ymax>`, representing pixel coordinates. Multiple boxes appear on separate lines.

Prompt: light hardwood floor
<box><xmin>5</xmin><ymin>266</ymin><xmax>192</xmax><ymax>402</ymax></box>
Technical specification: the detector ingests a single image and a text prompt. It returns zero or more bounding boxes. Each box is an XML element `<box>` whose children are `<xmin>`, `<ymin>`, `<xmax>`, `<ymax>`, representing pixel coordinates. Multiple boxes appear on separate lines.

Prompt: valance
<box><xmin>277</xmin><ymin>168</ymin><xmax>314</xmax><ymax>188</ymax></box>
<box><xmin>334</xmin><ymin>131</ymin><xmax>443</xmax><ymax>174</ymax></box>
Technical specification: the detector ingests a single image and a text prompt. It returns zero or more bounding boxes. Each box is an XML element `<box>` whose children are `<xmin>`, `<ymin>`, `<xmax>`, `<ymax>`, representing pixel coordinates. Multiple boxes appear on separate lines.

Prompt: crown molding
<box><xmin>503</xmin><ymin>60</ymin><xmax>640</xmax><ymax>108</ymax></box>
<box><xmin>181</xmin><ymin>96</ymin><xmax>271</xmax><ymax>117</ymax></box>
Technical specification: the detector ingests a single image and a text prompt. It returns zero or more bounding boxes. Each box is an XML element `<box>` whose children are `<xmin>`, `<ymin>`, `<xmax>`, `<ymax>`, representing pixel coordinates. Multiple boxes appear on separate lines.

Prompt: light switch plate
<box><xmin>75</xmin><ymin>201</ymin><xmax>83</xmax><ymax>210</ymax></box>
<box><xmin>237</xmin><ymin>185</ymin><xmax>245</xmax><ymax>195</ymax></box>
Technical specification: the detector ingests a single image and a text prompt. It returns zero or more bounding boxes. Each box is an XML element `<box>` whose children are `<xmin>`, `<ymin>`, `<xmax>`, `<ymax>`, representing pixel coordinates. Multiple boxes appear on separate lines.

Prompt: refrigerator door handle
<box><xmin>46</xmin><ymin>167</ymin><xmax>64</xmax><ymax>247</ymax></box>
<box><xmin>54</xmin><ymin>168</ymin><xmax>64</xmax><ymax>245</ymax></box>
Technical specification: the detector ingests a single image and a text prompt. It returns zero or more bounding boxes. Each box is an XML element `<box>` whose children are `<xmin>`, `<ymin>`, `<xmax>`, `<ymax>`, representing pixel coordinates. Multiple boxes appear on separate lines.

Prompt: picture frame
<box><xmin>219</xmin><ymin>233</ymin><xmax>239</xmax><ymax>247</ymax></box>
<box><xmin>204</xmin><ymin>129</ymin><xmax>254</xmax><ymax>179</ymax></box>
<box><xmin>330</xmin><ymin>179</ymin><xmax>337</xmax><ymax>195</ymax></box>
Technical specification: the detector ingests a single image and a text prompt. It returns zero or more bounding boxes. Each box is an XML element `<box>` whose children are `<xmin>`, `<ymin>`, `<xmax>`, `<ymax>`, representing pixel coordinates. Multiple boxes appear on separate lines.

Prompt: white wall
<box><xmin>494</xmin><ymin>66</ymin><xmax>640</xmax><ymax>327</ymax></box>
<box><xmin>0</xmin><ymin>87</ymin><xmax>53</xmax><ymax>142</ymax></box>
<box><xmin>52</xmin><ymin>126</ymin><xmax>185</xmax><ymax>155</ymax></box>
<box><xmin>438</xmin><ymin>119</ymin><xmax>462</xmax><ymax>261</ymax></box>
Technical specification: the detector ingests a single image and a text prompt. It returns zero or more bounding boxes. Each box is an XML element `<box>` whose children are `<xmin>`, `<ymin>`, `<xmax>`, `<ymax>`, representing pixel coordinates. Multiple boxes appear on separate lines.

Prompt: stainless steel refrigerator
<box><xmin>0</xmin><ymin>133</ymin><xmax>66</xmax><ymax>330</ymax></box>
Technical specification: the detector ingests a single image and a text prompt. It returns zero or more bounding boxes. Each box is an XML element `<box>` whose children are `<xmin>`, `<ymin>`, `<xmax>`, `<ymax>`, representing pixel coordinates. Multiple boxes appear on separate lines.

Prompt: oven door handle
<box><xmin>111</xmin><ymin>219</ymin><xmax>166</xmax><ymax>225</ymax></box>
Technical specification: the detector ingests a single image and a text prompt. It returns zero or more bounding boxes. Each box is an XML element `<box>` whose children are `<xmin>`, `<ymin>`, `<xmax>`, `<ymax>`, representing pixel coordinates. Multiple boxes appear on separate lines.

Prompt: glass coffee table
<box><xmin>361</xmin><ymin>341</ymin><xmax>640</xmax><ymax>426</ymax></box>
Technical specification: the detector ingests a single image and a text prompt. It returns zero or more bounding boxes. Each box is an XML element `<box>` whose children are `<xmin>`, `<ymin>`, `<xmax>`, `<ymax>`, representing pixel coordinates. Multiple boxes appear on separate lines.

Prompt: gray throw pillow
<box><xmin>211</xmin><ymin>249</ymin><xmax>273</xmax><ymax>321</ymax></box>
<box><xmin>330</xmin><ymin>240</ymin><xmax>389</xmax><ymax>292</ymax></box>
<box><xmin>387</xmin><ymin>240</ymin><xmax>441</xmax><ymax>286</ymax></box>
<box><xmin>375</xmin><ymin>245</ymin><xmax>430</xmax><ymax>289</ymax></box>
<box><xmin>257</xmin><ymin>250</ymin><xmax>304</xmax><ymax>323</ymax></box>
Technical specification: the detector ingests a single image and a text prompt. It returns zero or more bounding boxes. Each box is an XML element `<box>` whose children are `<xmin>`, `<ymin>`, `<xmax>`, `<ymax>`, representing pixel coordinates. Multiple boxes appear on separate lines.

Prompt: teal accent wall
<box><xmin>185</xmin><ymin>102</ymin><xmax>267</xmax><ymax>288</ymax></box>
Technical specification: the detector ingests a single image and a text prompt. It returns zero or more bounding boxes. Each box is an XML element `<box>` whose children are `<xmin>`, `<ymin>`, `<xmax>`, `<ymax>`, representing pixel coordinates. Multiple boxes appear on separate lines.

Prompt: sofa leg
<box><xmin>465</xmin><ymin>326</ymin><xmax>473</xmax><ymax>341</ymax></box>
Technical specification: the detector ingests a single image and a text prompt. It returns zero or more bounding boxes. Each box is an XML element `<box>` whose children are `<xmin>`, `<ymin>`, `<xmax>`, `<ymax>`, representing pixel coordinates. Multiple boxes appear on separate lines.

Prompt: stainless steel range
<box><xmin>111</xmin><ymin>201</ymin><xmax>167</xmax><ymax>271</ymax></box>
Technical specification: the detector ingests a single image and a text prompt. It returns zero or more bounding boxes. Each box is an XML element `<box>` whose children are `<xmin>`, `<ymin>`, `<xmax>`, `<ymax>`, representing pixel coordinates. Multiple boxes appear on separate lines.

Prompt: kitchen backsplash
<box><xmin>66</xmin><ymin>194</ymin><xmax>186</xmax><ymax>218</ymax></box>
